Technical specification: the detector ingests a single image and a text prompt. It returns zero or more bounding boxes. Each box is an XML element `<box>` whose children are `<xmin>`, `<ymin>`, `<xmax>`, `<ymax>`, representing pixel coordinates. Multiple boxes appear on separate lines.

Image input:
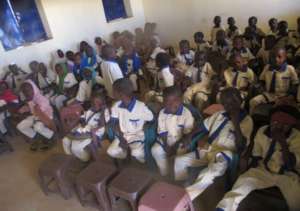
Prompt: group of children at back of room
<box><xmin>1</xmin><ymin>16</ymin><xmax>300</xmax><ymax>211</ymax></box>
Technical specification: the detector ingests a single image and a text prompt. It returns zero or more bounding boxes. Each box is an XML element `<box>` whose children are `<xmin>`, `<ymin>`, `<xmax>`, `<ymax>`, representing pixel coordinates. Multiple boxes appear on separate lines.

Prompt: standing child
<box><xmin>226</xmin><ymin>17</ymin><xmax>241</xmax><ymax>41</ymax></box>
<box><xmin>176</xmin><ymin>40</ymin><xmax>195</xmax><ymax>66</ymax></box>
<box><xmin>51</xmin><ymin>49</ymin><xmax>66</xmax><ymax>71</ymax></box>
<box><xmin>246</xmin><ymin>16</ymin><xmax>265</xmax><ymax>43</ymax></box>
<box><xmin>211</xmin><ymin>16</ymin><xmax>224</xmax><ymax>43</ymax></box>
<box><xmin>212</xmin><ymin>30</ymin><xmax>231</xmax><ymax>56</ymax></box>
<box><xmin>194</xmin><ymin>32</ymin><xmax>211</xmax><ymax>52</ymax></box>
<box><xmin>175</xmin><ymin>88</ymin><xmax>253</xmax><ymax>200</ymax></box>
<box><xmin>268</xmin><ymin>18</ymin><xmax>278</xmax><ymax>35</ymax></box>
<box><xmin>63</xmin><ymin>91</ymin><xmax>110</xmax><ymax>161</ymax></box>
<box><xmin>151</xmin><ymin>86</ymin><xmax>194</xmax><ymax>176</ymax></box>
<box><xmin>107</xmin><ymin>78</ymin><xmax>154</xmax><ymax>163</ymax></box>
<box><xmin>3</xmin><ymin>64</ymin><xmax>27</xmax><ymax>92</ymax></box>
<box><xmin>257</xmin><ymin>35</ymin><xmax>276</xmax><ymax>67</ymax></box>
<box><xmin>17</xmin><ymin>80</ymin><xmax>55</xmax><ymax>151</ymax></box>
<box><xmin>250</xmin><ymin>48</ymin><xmax>299</xmax><ymax>113</ymax></box>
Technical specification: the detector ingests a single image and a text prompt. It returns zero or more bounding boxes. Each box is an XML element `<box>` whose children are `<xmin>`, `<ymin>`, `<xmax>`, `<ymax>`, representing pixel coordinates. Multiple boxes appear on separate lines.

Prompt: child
<box><xmin>194</xmin><ymin>32</ymin><xmax>211</xmax><ymax>52</ymax></box>
<box><xmin>72</xmin><ymin>52</ymin><xmax>83</xmax><ymax>81</ymax></box>
<box><xmin>175</xmin><ymin>88</ymin><xmax>253</xmax><ymax>200</ymax></box>
<box><xmin>81</xmin><ymin>46</ymin><xmax>98</xmax><ymax>70</ymax></box>
<box><xmin>216</xmin><ymin>105</ymin><xmax>300</xmax><ymax>211</ymax></box>
<box><xmin>246</xmin><ymin>16</ymin><xmax>265</xmax><ymax>43</ymax></box>
<box><xmin>176</xmin><ymin>40</ymin><xmax>195</xmax><ymax>66</ymax></box>
<box><xmin>211</xmin><ymin>16</ymin><xmax>224</xmax><ymax>43</ymax></box>
<box><xmin>257</xmin><ymin>35</ymin><xmax>276</xmax><ymax>66</ymax></box>
<box><xmin>100</xmin><ymin>44</ymin><xmax>124</xmax><ymax>98</ymax></box>
<box><xmin>243</xmin><ymin>26</ymin><xmax>261</xmax><ymax>56</ymax></box>
<box><xmin>17</xmin><ymin>80</ymin><xmax>55</xmax><ymax>151</ymax></box>
<box><xmin>227</xmin><ymin>35</ymin><xmax>254</xmax><ymax>61</ymax></box>
<box><xmin>29</xmin><ymin>62</ymin><xmax>53</xmax><ymax>95</ymax></box>
<box><xmin>268</xmin><ymin>18</ymin><xmax>278</xmax><ymax>35</ymax></box>
<box><xmin>212</xmin><ymin>30</ymin><xmax>231</xmax><ymax>56</ymax></box>
<box><xmin>274</xmin><ymin>21</ymin><xmax>297</xmax><ymax>55</ymax></box>
<box><xmin>151</xmin><ymin>86</ymin><xmax>194</xmax><ymax>176</ymax></box>
<box><xmin>225</xmin><ymin>17</ymin><xmax>241</xmax><ymax>41</ymax></box>
<box><xmin>63</xmin><ymin>91</ymin><xmax>110</xmax><ymax>161</ymax></box>
<box><xmin>51</xmin><ymin>49</ymin><xmax>66</xmax><ymax>71</ymax></box>
<box><xmin>51</xmin><ymin>63</ymin><xmax>78</xmax><ymax>109</ymax></box>
<box><xmin>3</xmin><ymin>63</ymin><xmax>27</xmax><ymax>92</ymax></box>
<box><xmin>224</xmin><ymin>54</ymin><xmax>255</xmax><ymax>99</ymax></box>
<box><xmin>250</xmin><ymin>48</ymin><xmax>299</xmax><ymax>113</ymax></box>
<box><xmin>94</xmin><ymin>36</ymin><xmax>105</xmax><ymax>63</ymax></box>
<box><xmin>79</xmin><ymin>41</ymin><xmax>89</xmax><ymax>56</ymax></box>
<box><xmin>107</xmin><ymin>78</ymin><xmax>154</xmax><ymax>163</ymax></box>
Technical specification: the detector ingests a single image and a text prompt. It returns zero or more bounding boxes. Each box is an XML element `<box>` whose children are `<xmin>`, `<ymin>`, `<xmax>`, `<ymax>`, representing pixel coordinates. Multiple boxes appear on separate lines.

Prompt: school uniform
<box><xmin>249</xmin><ymin>64</ymin><xmax>299</xmax><ymax>113</ymax></box>
<box><xmin>4</xmin><ymin>72</ymin><xmax>27</xmax><ymax>92</ymax></box>
<box><xmin>216</xmin><ymin>126</ymin><xmax>300</xmax><ymax>211</ymax></box>
<box><xmin>225</xmin><ymin>28</ymin><xmax>241</xmax><ymax>41</ymax></box>
<box><xmin>100</xmin><ymin>60</ymin><xmax>124</xmax><ymax>98</ymax></box>
<box><xmin>151</xmin><ymin>105</ymin><xmax>195</xmax><ymax>176</ymax></box>
<box><xmin>107</xmin><ymin>98</ymin><xmax>154</xmax><ymax>163</ymax></box>
<box><xmin>63</xmin><ymin>109</ymin><xmax>110</xmax><ymax>161</ymax></box>
<box><xmin>224</xmin><ymin>67</ymin><xmax>255</xmax><ymax>98</ymax></box>
<box><xmin>256</xmin><ymin>47</ymin><xmax>270</xmax><ymax>66</ymax></box>
<box><xmin>195</xmin><ymin>42</ymin><xmax>211</xmax><ymax>52</ymax></box>
<box><xmin>226</xmin><ymin>47</ymin><xmax>255</xmax><ymax>61</ymax></box>
<box><xmin>212</xmin><ymin>40</ymin><xmax>231</xmax><ymax>56</ymax></box>
<box><xmin>176</xmin><ymin>50</ymin><xmax>195</xmax><ymax>66</ymax></box>
<box><xmin>211</xmin><ymin>26</ymin><xmax>225</xmax><ymax>43</ymax></box>
<box><xmin>51</xmin><ymin>73</ymin><xmax>78</xmax><ymax>109</ymax></box>
<box><xmin>174</xmin><ymin>110</ymin><xmax>253</xmax><ymax>200</ymax></box>
<box><xmin>186</xmin><ymin>62</ymin><xmax>214</xmax><ymax>84</ymax></box>
<box><xmin>75</xmin><ymin>76</ymin><xmax>103</xmax><ymax>103</ymax></box>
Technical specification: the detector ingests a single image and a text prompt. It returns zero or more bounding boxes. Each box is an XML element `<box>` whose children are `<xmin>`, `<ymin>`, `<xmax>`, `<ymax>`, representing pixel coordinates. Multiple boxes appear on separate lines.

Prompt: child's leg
<box><xmin>0</xmin><ymin>112</ymin><xmax>7</xmax><ymax>134</ymax></box>
<box><xmin>33</xmin><ymin>121</ymin><xmax>54</xmax><ymax>139</ymax></box>
<box><xmin>151</xmin><ymin>143</ymin><xmax>169</xmax><ymax>176</ymax></box>
<box><xmin>62</xmin><ymin>137</ymin><xmax>72</xmax><ymax>155</ymax></box>
<box><xmin>129</xmin><ymin>142</ymin><xmax>145</xmax><ymax>163</ymax></box>
<box><xmin>17</xmin><ymin>116</ymin><xmax>36</xmax><ymax>138</ymax></box>
<box><xmin>71</xmin><ymin>138</ymin><xmax>92</xmax><ymax>162</ymax></box>
<box><xmin>107</xmin><ymin>138</ymin><xmax>127</xmax><ymax>159</ymax></box>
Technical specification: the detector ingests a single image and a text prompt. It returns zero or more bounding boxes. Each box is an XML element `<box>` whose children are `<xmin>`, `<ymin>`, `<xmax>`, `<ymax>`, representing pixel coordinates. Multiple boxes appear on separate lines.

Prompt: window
<box><xmin>0</xmin><ymin>0</ymin><xmax>50</xmax><ymax>51</ymax></box>
<box><xmin>102</xmin><ymin>0</ymin><xmax>132</xmax><ymax>22</ymax></box>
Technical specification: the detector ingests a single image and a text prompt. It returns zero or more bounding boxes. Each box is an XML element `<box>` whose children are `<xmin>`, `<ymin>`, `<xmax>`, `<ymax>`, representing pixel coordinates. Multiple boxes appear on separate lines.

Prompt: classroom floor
<box><xmin>0</xmin><ymin>136</ymin><xmax>226</xmax><ymax>211</ymax></box>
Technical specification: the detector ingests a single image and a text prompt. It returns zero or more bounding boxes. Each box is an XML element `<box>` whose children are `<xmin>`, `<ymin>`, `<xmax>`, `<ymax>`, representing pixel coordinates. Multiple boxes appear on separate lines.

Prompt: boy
<box><xmin>216</xmin><ymin>105</ymin><xmax>300</xmax><ymax>211</ymax></box>
<box><xmin>174</xmin><ymin>88</ymin><xmax>253</xmax><ymax>201</ymax></box>
<box><xmin>249</xmin><ymin>48</ymin><xmax>299</xmax><ymax>113</ymax></box>
<box><xmin>194</xmin><ymin>32</ymin><xmax>211</xmax><ymax>52</ymax></box>
<box><xmin>211</xmin><ymin>16</ymin><xmax>224</xmax><ymax>43</ymax></box>
<box><xmin>246</xmin><ymin>16</ymin><xmax>265</xmax><ymax>43</ymax></box>
<box><xmin>257</xmin><ymin>35</ymin><xmax>276</xmax><ymax>66</ymax></box>
<box><xmin>268</xmin><ymin>18</ymin><xmax>278</xmax><ymax>35</ymax></box>
<box><xmin>3</xmin><ymin>63</ymin><xmax>27</xmax><ymax>92</ymax></box>
<box><xmin>152</xmin><ymin>86</ymin><xmax>194</xmax><ymax>176</ymax></box>
<box><xmin>227</xmin><ymin>35</ymin><xmax>254</xmax><ymax>61</ymax></box>
<box><xmin>225</xmin><ymin>17</ymin><xmax>241</xmax><ymax>41</ymax></box>
<box><xmin>212</xmin><ymin>30</ymin><xmax>230</xmax><ymax>56</ymax></box>
<box><xmin>100</xmin><ymin>44</ymin><xmax>124</xmax><ymax>98</ymax></box>
<box><xmin>107</xmin><ymin>78</ymin><xmax>154</xmax><ymax>163</ymax></box>
<box><xmin>63</xmin><ymin>91</ymin><xmax>110</xmax><ymax>162</ymax></box>
<box><xmin>176</xmin><ymin>40</ymin><xmax>195</xmax><ymax>66</ymax></box>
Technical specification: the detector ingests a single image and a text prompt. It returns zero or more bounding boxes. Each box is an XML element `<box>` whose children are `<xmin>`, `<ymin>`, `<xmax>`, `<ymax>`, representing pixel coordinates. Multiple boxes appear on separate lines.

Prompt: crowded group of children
<box><xmin>1</xmin><ymin>15</ymin><xmax>300</xmax><ymax>211</ymax></box>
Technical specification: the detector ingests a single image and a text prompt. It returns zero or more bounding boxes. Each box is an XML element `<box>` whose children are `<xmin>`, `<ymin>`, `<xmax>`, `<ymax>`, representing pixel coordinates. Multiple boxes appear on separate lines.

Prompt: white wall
<box><xmin>0</xmin><ymin>0</ymin><xmax>145</xmax><ymax>72</ymax></box>
<box><xmin>143</xmin><ymin>0</ymin><xmax>300</xmax><ymax>46</ymax></box>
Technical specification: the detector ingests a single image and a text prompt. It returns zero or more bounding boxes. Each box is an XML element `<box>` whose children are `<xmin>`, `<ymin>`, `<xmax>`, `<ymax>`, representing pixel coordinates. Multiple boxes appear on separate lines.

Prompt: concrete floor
<box><xmin>0</xmin><ymin>136</ymin><xmax>225</xmax><ymax>211</ymax></box>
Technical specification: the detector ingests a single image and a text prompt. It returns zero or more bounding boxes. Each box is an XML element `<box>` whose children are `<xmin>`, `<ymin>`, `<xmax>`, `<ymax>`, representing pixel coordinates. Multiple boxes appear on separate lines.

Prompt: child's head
<box><xmin>270</xmin><ymin>48</ymin><xmax>287</xmax><ymax>68</ymax></box>
<box><xmin>79</xmin><ymin>41</ymin><xmax>89</xmax><ymax>53</ymax></box>
<box><xmin>66</xmin><ymin>51</ymin><xmax>74</xmax><ymax>61</ymax></box>
<box><xmin>86</xmin><ymin>46</ymin><xmax>94</xmax><ymax>57</ymax></box>
<box><xmin>227</xmin><ymin>17</ymin><xmax>235</xmax><ymax>26</ymax></box>
<box><xmin>155</xmin><ymin>53</ymin><xmax>170</xmax><ymax>69</ymax></box>
<box><xmin>113</xmin><ymin>78</ymin><xmax>134</xmax><ymax>101</ymax></box>
<box><xmin>268</xmin><ymin>18</ymin><xmax>278</xmax><ymax>30</ymax></box>
<box><xmin>163</xmin><ymin>86</ymin><xmax>183</xmax><ymax>114</ymax></box>
<box><xmin>248</xmin><ymin>16</ymin><xmax>257</xmax><ymax>27</ymax></box>
<box><xmin>216</xmin><ymin>30</ymin><xmax>226</xmax><ymax>42</ymax></box>
<box><xmin>55</xmin><ymin>64</ymin><xmax>65</xmax><ymax>76</ymax></box>
<box><xmin>278</xmin><ymin>21</ymin><xmax>288</xmax><ymax>35</ymax></box>
<box><xmin>194</xmin><ymin>32</ymin><xmax>204</xmax><ymax>44</ymax></box>
<box><xmin>57</xmin><ymin>49</ymin><xmax>64</xmax><ymax>58</ymax></box>
<box><xmin>179</xmin><ymin>40</ymin><xmax>190</xmax><ymax>54</ymax></box>
<box><xmin>220</xmin><ymin>87</ymin><xmax>242</xmax><ymax>113</ymax></box>
<box><xmin>264</xmin><ymin>35</ymin><xmax>276</xmax><ymax>50</ymax></box>
<box><xmin>8</xmin><ymin>64</ymin><xmax>19</xmax><ymax>74</ymax></box>
<box><xmin>91</xmin><ymin>91</ymin><xmax>106</xmax><ymax>111</ymax></box>
<box><xmin>232</xmin><ymin>35</ymin><xmax>244</xmax><ymax>49</ymax></box>
<box><xmin>232</xmin><ymin>54</ymin><xmax>247</xmax><ymax>71</ymax></box>
<box><xmin>29</xmin><ymin>61</ymin><xmax>39</xmax><ymax>73</ymax></box>
<box><xmin>39</xmin><ymin>63</ymin><xmax>47</xmax><ymax>76</ymax></box>
<box><xmin>101</xmin><ymin>44</ymin><xmax>116</xmax><ymax>60</ymax></box>
<box><xmin>74</xmin><ymin>52</ymin><xmax>81</xmax><ymax>65</ymax></box>
<box><xmin>21</xmin><ymin>82</ymin><xmax>34</xmax><ymax>101</ymax></box>
<box><xmin>95</xmin><ymin>37</ymin><xmax>103</xmax><ymax>46</ymax></box>
<box><xmin>194</xmin><ymin>51</ymin><xmax>207</xmax><ymax>67</ymax></box>
<box><xmin>213</xmin><ymin>16</ymin><xmax>221</xmax><ymax>27</ymax></box>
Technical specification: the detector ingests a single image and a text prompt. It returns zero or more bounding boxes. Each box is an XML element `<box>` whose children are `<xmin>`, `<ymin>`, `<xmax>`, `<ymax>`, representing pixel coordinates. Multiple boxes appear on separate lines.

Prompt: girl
<box><xmin>62</xmin><ymin>91</ymin><xmax>110</xmax><ymax>161</ymax></box>
<box><xmin>17</xmin><ymin>80</ymin><xmax>55</xmax><ymax>151</ymax></box>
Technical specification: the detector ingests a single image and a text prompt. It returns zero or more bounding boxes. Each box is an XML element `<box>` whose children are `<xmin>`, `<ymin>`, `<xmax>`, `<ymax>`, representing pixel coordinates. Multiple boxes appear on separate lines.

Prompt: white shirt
<box><xmin>55</xmin><ymin>73</ymin><xmax>78</xmax><ymax>89</ymax></box>
<box><xmin>211</xmin><ymin>26</ymin><xmax>225</xmax><ymax>42</ymax></box>
<box><xmin>100</xmin><ymin>60</ymin><xmax>124</xmax><ymax>98</ymax></box>
<box><xmin>176</xmin><ymin>50</ymin><xmax>195</xmax><ymax>66</ymax></box>
<box><xmin>158</xmin><ymin>105</ymin><xmax>194</xmax><ymax>146</ymax></box>
<box><xmin>76</xmin><ymin>76</ymin><xmax>103</xmax><ymax>102</ymax></box>
<box><xmin>111</xmin><ymin>99</ymin><xmax>154</xmax><ymax>142</ymax></box>
<box><xmin>158</xmin><ymin>66</ymin><xmax>174</xmax><ymax>89</ymax></box>
<box><xmin>186</xmin><ymin>62</ymin><xmax>214</xmax><ymax>84</ymax></box>
<box><xmin>150</xmin><ymin>47</ymin><xmax>166</xmax><ymax>60</ymax></box>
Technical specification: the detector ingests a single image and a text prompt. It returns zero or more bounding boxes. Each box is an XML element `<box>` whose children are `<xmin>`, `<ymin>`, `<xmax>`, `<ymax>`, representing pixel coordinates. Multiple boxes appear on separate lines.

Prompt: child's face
<box><xmin>30</xmin><ymin>62</ymin><xmax>39</xmax><ymax>73</ymax></box>
<box><xmin>164</xmin><ymin>95</ymin><xmax>182</xmax><ymax>114</ymax></box>
<box><xmin>91</xmin><ymin>97</ymin><xmax>104</xmax><ymax>111</ymax></box>
<box><xmin>269</xmin><ymin>19</ymin><xmax>278</xmax><ymax>29</ymax></box>
<box><xmin>221</xmin><ymin>93</ymin><xmax>241</xmax><ymax>114</ymax></box>
<box><xmin>86</xmin><ymin>47</ymin><xmax>94</xmax><ymax>57</ymax></box>
<box><xmin>228</xmin><ymin>18</ymin><xmax>235</xmax><ymax>26</ymax></box>
<box><xmin>233</xmin><ymin>38</ymin><xmax>243</xmax><ymax>49</ymax></box>
<box><xmin>180</xmin><ymin>43</ymin><xmax>190</xmax><ymax>54</ymax></box>
<box><xmin>74</xmin><ymin>55</ymin><xmax>81</xmax><ymax>65</ymax></box>
<box><xmin>194</xmin><ymin>34</ymin><xmax>204</xmax><ymax>43</ymax></box>
<box><xmin>270</xmin><ymin>118</ymin><xmax>292</xmax><ymax>138</ymax></box>
<box><xmin>57</xmin><ymin>50</ymin><xmax>64</xmax><ymax>58</ymax></box>
<box><xmin>249</xmin><ymin>18</ymin><xmax>257</xmax><ymax>27</ymax></box>
<box><xmin>195</xmin><ymin>53</ymin><xmax>206</xmax><ymax>66</ymax></box>
<box><xmin>9</xmin><ymin>65</ymin><xmax>18</xmax><ymax>74</ymax></box>
<box><xmin>214</xmin><ymin>16</ymin><xmax>221</xmax><ymax>26</ymax></box>
<box><xmin>22</xmin><ymin>83</ymin><xmax>34</xmax><ymax>101</ymax></box>
<box><xmin>66</xmin><ymin>52</ymin><xmax>74</xmax><ymax>61</ymax></box>
<box><xmin>275</xmin><ymin>50</ymin><xmax>286</xmax><ymax>66</ymax></box>
<box><xmin>55</xmin><ymin>65</ymin><xmax>64</xmax><ymax>76</ymax></box>
<box><xmin>95</xmin><ymin>38</ymin><xmax>102</xmax><ymax>46</ymax></box>
<box><xmin>234</xmin><ymin>56</ymin><xmax>247</xmax><ymax>71</ymax></box>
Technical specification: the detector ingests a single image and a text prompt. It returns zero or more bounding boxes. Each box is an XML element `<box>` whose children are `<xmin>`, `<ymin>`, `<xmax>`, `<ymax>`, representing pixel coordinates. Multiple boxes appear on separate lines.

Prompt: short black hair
<box><xmin>194</xmin><ymin>32</ymin><xmax>204</xmax><ymax>39</ymax></box>
<box><xmin>220</xmin><ymin>87</ymin><xmax>242</xmax><ymax>102</ymax></box>
<box><xmin>91</xmin><ymin>89</ymin><xmax>106</xmax><ymax>102</ymax></box>
<box><xmin>156</xmin><ymin>53</ymin><xmax>170</xmax><ymax>68</ymax></box>
<box><xmin>179</xmin><ymin>39</ymin><xmax>190</xmax><ymax>47</ymax></box>
<box><xmin>113</xmin><ymin>78</ymin><xmax>134</xmax><ymax>97</ymax></box>
<box><xmin>101</xmin><ymin>44</ymin><xmax>115</xmax><ymax>60</ymax></box>
<box><xmin>163</xmin><ymin>86</ymin><xmax>182</xmax><ymax>99</ymax></box>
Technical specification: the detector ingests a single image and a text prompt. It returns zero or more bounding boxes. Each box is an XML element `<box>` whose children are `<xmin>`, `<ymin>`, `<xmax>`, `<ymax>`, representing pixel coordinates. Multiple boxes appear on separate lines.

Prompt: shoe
<box><xmin>39</xmin><ymin>140</ymin><xmax>54</xmax><ymax>151</ymax></box>
<box><xmin>30</xmin><ymin>141</ymin><xmax>40</xmax><ymax>151</ymax></box>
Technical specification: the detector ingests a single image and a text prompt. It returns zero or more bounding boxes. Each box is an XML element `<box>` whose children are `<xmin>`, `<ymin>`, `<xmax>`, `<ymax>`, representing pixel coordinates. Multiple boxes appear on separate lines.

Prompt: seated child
<box><xmin>72</xmin><ymin>52</ymin><xmax>83</xmax><ymax>81</ymax></box>
<box><xmin>225</xmin><ymin>17</ymin><xmax>241</xmax><ymax>41</ymax></box>
<box><xmin>63</xmin><ymin>91</ymin><xmax>110</xmax><ymax>162</ymax></box>
<box><xmin>257</xmin><ymin>35</ymin><xmax>276</xmax><ymax>67</ymax></box>
<box><xmin>268</xmin><ymin>18</ymin><xmax>278</xmax><ymax>35</ymax></box>
<box><xmin>227</xmin><ymin>35</ymin><xmax>254</xmax><ymax>61</ymax></box>
<box><xmin>249</xmin><ymin>48</ymin><xmax>299</xmax><ymax>113</ymax></box>
<box><xmin>152</xmin><ymin>86</ymin><xmax>194</xmax><ymax>176</ymax></box>
<box><xmin>224</xmin><ymin>54</ymin><xmax>255</xmax><ymax>99</ymax></box>
<box><xmin>176</xmin><ymin>40</ymin><xmax>195</xmax><ymax>66</ymax></box>
<box><xmin>0</xmin><ymin>81</ymin><xmax>19</xmax><ymax>136</ymax></box>
<box><xmin>243</xmin><ymin>26</ymin><xmax>261</xmax><ymax>56</ymax></box>
<box><xmin>51</xmin><ymin>49</ymin><xmax>66</xmax><ymax>71</ymax></box>
<box><xmin>216</xmin><ymin>105</ymin><xmax>300</xmax><ymax>211</ymax></box>
<box><xmin>28</xmin><ymin>62</ymin><xmax>53</xmax><ymax>95</ymax></box>
<box><xmin>3</xmin><ymin>63</ymin><xmax>27</xmax><ymax>92</ymax></box>
<box><xmin>100</xmin><ymin>44</ymin><xmax>124</xmax><ymax>98</ymax></box>
<box><xmin>107</xmin><ymin>78</ymin><xmax>154</xmax><ymax>163</ymax></box>
<box><xmin>81</xmin><ymin>45</ymin><xmax>98</xmax><ymax>70</ymax></box>
<box><xmin>51</xmin><ymin>63</ymin><xmax>78</xmax><ymax>109</ymax></box>
<box><xmin>17</xmin><ymin>80</ymin><xmax>55</xmax><ymax>151</ymax></box>
<box><xmin>212</xmin><ymin>30</ymin><xmax>231</xmax><ymax>56</ymax></box>
<box><xmin>94</xmin><ymin>36</ymin><xmax>105</xmax><ymax>63</ymax></box>
<box><xmin>194</xmin><ymin>32</ymin><xmax>211</xmax><ymax>52</ymax></box>
<box><xmin>174</xmin><ymin>87</ymin><xmax>253</xmax><ymax>201</ymax></box>
<box><xmin>66</xmin><ymin>51</ymin><xmax>75</xmax><ymax>67</ymax></box>
<box><xmin>211</xmin><ymin>16</ymin><xmax>225</xmax><ymax>43</ymax></box>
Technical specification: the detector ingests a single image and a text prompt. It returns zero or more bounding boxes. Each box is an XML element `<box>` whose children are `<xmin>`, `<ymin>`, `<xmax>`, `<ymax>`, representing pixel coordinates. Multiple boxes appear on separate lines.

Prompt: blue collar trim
<box><xmin>119</xmin><ymin>98</ymin><xmax>136</xmax><ymax>112</ymax></box>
